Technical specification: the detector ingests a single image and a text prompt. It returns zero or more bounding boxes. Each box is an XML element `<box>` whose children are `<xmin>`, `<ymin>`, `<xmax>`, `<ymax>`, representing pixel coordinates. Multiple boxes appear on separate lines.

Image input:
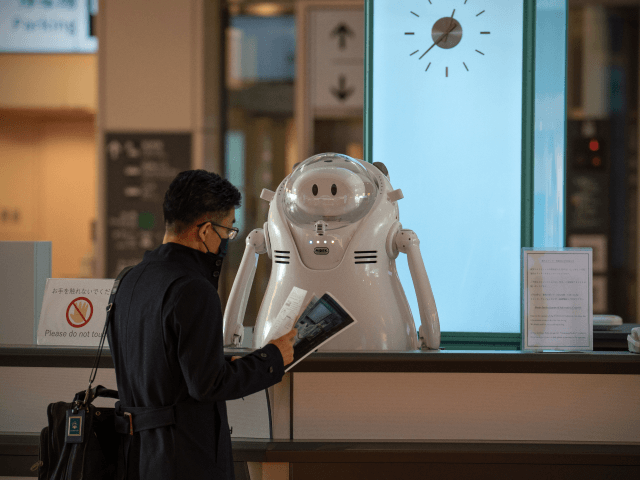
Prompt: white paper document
<box><xmin>264</xmin><ymin>286</ymin><xmax>309</xmax><ymax>344</ymax></box>
<box><xmin>522</xmin><ymin>249</ymin><xmax>593</xmax><ymax>351</ymax></box>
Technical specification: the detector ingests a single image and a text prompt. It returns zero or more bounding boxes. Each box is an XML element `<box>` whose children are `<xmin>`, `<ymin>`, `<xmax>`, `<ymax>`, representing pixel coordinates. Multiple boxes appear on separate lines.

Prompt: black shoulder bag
<box><xmin>33</xmin><ymin>266</ymin><xmax>133</xmax><ymax>480</ymax></box>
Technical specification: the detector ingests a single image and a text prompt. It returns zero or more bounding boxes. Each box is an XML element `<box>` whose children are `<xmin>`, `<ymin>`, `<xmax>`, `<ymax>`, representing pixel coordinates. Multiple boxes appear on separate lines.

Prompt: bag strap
<box><xmin>74</xmin><ymin>384</ymin><xmax>119</xmax><ymax>404</ymax></box>
<box><xmin>82</xmin><ymin>266</ymin><xmax>134</xmax><ymax>408</ymax></box>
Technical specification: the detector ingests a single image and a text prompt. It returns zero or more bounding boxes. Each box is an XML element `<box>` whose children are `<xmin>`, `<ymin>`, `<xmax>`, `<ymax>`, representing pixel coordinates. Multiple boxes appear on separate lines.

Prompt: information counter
<box><xmin>1</xmin><ymin>347</ymin><xmax>639</xmax><ymax>479</ymax></box>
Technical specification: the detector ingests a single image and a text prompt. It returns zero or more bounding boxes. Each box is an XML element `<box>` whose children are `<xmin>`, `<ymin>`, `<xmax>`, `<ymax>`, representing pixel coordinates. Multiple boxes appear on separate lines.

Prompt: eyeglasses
<box><xmin>197</xmin><ymin>221</ymin><xmax>239</xmax><ymax>240</ymax></box>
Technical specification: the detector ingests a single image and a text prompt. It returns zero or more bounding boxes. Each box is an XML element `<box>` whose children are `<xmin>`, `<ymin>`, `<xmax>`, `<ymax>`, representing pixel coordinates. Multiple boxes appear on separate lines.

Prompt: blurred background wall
<box><xmin>0</xmin><ymin>53</ymin><xmax>97</xmax><ymax>279</ymax></box>
<box><xmin>0</xmin><ymin>0</ymin><xmax>638</xmax><ymax>324</ymax></box>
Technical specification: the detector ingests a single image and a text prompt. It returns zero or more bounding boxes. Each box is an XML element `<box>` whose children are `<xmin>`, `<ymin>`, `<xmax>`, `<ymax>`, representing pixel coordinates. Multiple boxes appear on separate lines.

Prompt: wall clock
<box><xmin>404</xmin><ymin>1</ymin><xmax>492</xmax><ymax>77</ymax></box>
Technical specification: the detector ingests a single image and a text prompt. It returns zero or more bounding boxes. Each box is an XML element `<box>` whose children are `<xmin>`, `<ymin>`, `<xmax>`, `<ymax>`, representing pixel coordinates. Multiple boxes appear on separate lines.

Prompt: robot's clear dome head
<box><xmin>282</xmin><ymin>153</ymin><xmax>378</xmax><ymax>227</ymax></box>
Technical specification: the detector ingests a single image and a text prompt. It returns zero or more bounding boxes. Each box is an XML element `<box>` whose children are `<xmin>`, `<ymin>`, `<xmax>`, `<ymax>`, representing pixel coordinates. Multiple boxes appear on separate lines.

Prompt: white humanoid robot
<box><xmin>223</xmin><ymin>153</ymin><xmax>440</xmax><ymax>351</ymax></box>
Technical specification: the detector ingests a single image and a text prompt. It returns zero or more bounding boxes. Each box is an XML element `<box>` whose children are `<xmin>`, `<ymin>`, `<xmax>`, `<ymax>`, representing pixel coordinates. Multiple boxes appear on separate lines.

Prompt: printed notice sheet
<box><xmin>522</xmin><ymin>249</ymin><xmax>593</xmax><ymax>351</ymax></box>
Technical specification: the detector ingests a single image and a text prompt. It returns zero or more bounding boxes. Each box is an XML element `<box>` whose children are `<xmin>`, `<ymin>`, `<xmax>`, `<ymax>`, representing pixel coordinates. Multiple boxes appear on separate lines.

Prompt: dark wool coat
<box><xmin>108</xmin><ymin>242</ymin><xmax>285</xmax><ymax>480</ymax></box>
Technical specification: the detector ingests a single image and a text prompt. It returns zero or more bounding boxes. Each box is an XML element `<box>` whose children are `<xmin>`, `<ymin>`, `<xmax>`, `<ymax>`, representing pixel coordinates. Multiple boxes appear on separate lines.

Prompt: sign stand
<box><xmin>522</xmin><ymin>248</ymin><xmax>593</xmax><ymax>352</ymax></box>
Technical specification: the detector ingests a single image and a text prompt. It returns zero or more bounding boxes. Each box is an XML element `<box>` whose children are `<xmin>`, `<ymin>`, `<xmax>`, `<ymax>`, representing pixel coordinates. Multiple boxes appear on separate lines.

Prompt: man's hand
<box><xmin>269</xmin><ymin>328</ymin><xmax>297</xmax><ymax>365</ymax></box>
<box><xmin>230</xmin><ymin>356</ymin><xmax>241</xmax><ymax>361</ymax></box>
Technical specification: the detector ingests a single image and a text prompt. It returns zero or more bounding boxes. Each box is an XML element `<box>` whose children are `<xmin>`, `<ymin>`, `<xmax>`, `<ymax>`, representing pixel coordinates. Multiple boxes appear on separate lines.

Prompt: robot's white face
<box><xmin>282</xmin><ymin>154</ymin><xmax>378</xmax><ymax>226</ymax></box>
<box><xmin>291</xmin><ymin>167</ymin><xmax>368</xmax><ymax>217</ymax></box>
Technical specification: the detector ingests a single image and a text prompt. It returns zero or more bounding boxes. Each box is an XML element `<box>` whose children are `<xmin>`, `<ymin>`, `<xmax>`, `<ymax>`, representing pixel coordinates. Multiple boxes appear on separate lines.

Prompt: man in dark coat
<box><xmin>108</xmin><ymin>170</ymin><xmax>296</xmax><ymax>479</ymax></box>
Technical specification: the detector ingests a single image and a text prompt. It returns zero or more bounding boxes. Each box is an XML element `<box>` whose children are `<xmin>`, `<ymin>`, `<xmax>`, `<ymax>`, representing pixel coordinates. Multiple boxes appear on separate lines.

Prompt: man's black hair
<box><xmin>163</xmin><ymin>170</ymin><xmax>241</xmax><ymax>232</ymax></box>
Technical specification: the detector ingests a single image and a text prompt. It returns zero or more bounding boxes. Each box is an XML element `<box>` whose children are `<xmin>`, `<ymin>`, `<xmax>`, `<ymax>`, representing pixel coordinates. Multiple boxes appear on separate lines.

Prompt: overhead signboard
<box><xmin>310</xmin><ymin>8</ymin><xmax>364</xmax><ymax>112</ymax></box>
<box><xmin>0</xmin><ymin>0</ymin><xmax>97</xmax><ymax>53</ymax></box>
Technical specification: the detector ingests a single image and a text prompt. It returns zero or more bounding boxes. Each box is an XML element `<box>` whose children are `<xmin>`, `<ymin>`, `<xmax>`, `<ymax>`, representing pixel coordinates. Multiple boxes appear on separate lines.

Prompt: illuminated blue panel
<box><xmin>0</xmin><ymin>0</ymin><xmax>97</xmax><ymax>53</ymax></box>
<box><xmin>372</xmin><ymin>1</ymin><xmax>524</xmax><ymax>333</ymax></box>
<box><xmin>226</xmin><ymin>131</ymin><xmax>246</xmax><ymax>234</ymax></box>
<box><xmin>533</xmin><ymin>1</ymin><xmax>567</xmax><ymax>248</ymax></box>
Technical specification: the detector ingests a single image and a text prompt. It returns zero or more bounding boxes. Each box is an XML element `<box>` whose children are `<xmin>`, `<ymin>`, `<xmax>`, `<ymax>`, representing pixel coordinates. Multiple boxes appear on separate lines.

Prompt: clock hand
<box><xmin>421</xmin><ymin>21</ymin><xmax>457</xmax><ymax>57</ymax></box>
<box><xmin>444</xmin><ymin>10</ymin><xmax>456</xmax><ymax>43</ymax></box>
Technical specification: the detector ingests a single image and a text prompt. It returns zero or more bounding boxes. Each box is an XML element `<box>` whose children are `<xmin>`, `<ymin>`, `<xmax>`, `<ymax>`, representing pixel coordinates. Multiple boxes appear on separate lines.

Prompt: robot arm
<box><xmin>223</xmin><ymin>228</ymin><xmax>267</xmax><ymax>347</ymax></box>
<box><xmin>394</xmin><ymin>229</ymin><xmax>441</xmax><ymax>350</ymax></box>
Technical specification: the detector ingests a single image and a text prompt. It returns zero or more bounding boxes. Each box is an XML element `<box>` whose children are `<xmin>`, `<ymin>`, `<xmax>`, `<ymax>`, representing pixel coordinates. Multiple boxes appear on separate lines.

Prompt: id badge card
<box><xmin>65</xmin><ymin>409</ymin><xmax>85</xmax><ymax>444</ymax></box>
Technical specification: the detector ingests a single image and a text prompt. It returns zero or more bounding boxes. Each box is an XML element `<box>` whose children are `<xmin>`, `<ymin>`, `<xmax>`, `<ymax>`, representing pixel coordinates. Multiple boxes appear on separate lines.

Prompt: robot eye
<box><xmin>312</xmin><ymin>184</ymin><xmax>318</xmax><ymax>196</ymax></box>
<box><xmin>331</xmin><ymin>184</ymin><xmax>337</xmax><ymax>196</ymax></box>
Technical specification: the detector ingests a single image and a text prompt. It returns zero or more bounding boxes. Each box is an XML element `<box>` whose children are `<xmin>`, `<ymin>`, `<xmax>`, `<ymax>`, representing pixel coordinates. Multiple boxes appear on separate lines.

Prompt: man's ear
<box><xmin>197</xmin><ymin>223</ymin><xmax>208</xmax><ymax>242</ymax></box>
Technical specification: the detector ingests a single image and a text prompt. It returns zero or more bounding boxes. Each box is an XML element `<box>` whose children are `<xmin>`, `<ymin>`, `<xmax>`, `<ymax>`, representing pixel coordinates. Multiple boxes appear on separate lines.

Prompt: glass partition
<box><xmin>534</xmin><ymin>0</ymin><xmax>567</xmax><ymax>248</ymax></box>
<box><xmin>367</xmin><ymin>0</ymin><xmax>566</xmax><ymax>337</ymax></box>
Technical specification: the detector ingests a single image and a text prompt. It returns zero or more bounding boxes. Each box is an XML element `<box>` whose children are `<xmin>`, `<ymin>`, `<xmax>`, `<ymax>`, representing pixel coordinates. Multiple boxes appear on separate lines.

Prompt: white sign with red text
<box><xmin>37</xmin><ymin>278</ymin><xmax>114</xmax><ymax>346</ymax></box>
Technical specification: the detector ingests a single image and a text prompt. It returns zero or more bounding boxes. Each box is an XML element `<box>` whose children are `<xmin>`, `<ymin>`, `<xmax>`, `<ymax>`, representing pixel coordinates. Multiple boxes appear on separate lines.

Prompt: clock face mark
<box><xmin>463</xmin><ymin>62</ymin><xmax>469</xmax><ymax>71</ymax></box>
<box><xmin>410</xmin><ymin>50</ymin><xmax>419</xmax><ymax>56</ymax></box>
<box><xmin>476</xmin><ymin>10</ymin><xmax>485</xmax><ymax>17</ymax></box>
<box><xmin>411</xmin><ymin>11</ymin><xmax>419</xmax><ymax>17</ymax></box>
<box><xmin>425</xmin><ymin>62</ymin><xmax>431</xmax><ymax>72</ymax></box>
<box><xmin>446</xmin><ymin>67</ymin><xmax>448</xmax><ymax>77</ymax></box>
<box><xmin>476</xmin><ymin>49</ymin><xmax>485</xmax><ymax>55</ymax></box>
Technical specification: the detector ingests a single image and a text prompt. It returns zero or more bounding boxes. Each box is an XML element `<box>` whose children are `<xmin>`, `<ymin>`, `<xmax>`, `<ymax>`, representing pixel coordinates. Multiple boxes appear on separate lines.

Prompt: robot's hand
<box><xmin>232</xmin><ymin>324</ymin><xmax>244</xmax><ymax>348</ymax></box>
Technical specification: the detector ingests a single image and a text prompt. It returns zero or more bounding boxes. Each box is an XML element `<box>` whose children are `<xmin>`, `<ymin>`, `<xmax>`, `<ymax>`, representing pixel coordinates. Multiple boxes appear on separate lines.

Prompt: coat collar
<box><xmin>143</xmin><ymin>242</ymin><xmax>223</xmax><ymax>289</ymax></box>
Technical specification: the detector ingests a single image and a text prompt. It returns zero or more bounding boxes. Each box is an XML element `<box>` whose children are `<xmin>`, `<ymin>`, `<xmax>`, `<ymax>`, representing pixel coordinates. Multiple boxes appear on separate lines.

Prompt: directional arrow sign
<box><xmin>331</xmin><ymin>23</ymin><xmax>355</xmax><ymax>50</ymax></box>
<box><xmin>330</xmin><ymin>75</ymin><xmax>355</xmax><ymax>101</ymax></box>
<box><xmin>310</xmin><ymin>9</ymin><xmax>364</xmax><ymax>110</ymax></box>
